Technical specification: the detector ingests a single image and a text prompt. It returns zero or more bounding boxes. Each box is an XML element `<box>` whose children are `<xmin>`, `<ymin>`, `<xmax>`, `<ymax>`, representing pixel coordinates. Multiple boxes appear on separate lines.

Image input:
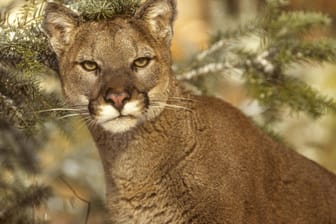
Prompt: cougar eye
<box><xmin>133</xmin><ymin>57</ymin><xmax>151</xmax><ymax>68</ymax></box>
<box><xmin>81</xmin><ymin>61</ymin><xmax>98</xmax><ymax>71</ymax></box>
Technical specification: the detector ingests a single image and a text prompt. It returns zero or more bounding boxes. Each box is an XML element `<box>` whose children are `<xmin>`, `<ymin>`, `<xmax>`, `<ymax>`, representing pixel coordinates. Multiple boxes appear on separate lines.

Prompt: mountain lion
<box><xmin>43</xmin><ymin>0</ymin><xmax>336</xmax><ymax>223</ymax></box>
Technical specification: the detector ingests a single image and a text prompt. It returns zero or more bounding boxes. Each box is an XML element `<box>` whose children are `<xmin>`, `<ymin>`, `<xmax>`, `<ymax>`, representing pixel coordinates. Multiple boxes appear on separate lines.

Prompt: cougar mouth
<box><xmin>88</xmin><ymin>90</ymin><xmax>149</xmax><ymax>133</ymax></box>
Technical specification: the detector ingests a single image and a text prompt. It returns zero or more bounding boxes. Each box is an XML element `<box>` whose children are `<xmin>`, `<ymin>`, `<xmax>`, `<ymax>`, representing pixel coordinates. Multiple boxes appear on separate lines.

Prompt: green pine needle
<box><xmin>75</xmin><ymin>0</ymin><xmax>141</xmax><ymax>20</ymax></box>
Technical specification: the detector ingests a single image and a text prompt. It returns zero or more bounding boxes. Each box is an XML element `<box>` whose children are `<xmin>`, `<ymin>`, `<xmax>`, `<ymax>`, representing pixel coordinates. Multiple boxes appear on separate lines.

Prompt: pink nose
<box><xmin>105</xmin><ymin>91</ymin><xmax>130</xmax><ymax>110</ymax></box>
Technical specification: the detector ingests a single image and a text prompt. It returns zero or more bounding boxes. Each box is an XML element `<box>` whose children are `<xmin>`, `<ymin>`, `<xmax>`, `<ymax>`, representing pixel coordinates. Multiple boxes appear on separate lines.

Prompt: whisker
<box><xmin>57</xmin><ymin>113</ymin><xmax>82</xmax><ymax>120</ymax></box>
<box><xmin>168</xmin><ymin>96</ymin><xmax>195</xmax><ymax>102</ymax></box>
<box><xmin>150</xmin><ymin>105</ymin><xmax>179</xmax><ymax>112</ymax></box>
<box><xmin>70</xmin><ymin>104</ymin><xmax>88</xmax><ymax>108</ymax></box>
<box><xmin>150</xmin><ymin>102</ymin><xmax>192</xmax><ymax>112</ymax></box>
<box><xmin>87</xmin><ymin>119</ymin><xmax>98</xmax><ymax>129</ymax></box>
<box><xmin>80</xmin><ymin>114</ymin><xmax>95</xmax><ymax>128</ymax></box>
<box><xmin>150</xmin><ymin>96</ymin><xmax>195</xmax><ymax>102</ymax></box>
<box><xmin>82</xmin><ymin>115</ymin><xmax>93</xmax><ymax>124</ymax></box>
<box><xmin>74</xmin><ymin>116</ymin><xmax>92</xmax><ymax>132</ymax></box>
<box><xmin>37</xmin><ymin>108</ymin><xmax>85</xmax><ymax>113</ymax></box>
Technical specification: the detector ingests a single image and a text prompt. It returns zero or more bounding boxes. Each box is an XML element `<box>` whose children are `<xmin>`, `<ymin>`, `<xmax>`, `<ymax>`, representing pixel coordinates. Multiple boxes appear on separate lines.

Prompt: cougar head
<box><xmin>43</xmin><ymin>0</ymin><xmax>177</xmax><ymax>133</ymax></box>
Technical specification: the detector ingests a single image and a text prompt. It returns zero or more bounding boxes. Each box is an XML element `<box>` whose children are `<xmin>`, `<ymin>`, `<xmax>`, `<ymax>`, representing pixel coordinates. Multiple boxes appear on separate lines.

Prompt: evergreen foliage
<box><xmin>0</xmin><ymin>1</ymin><xmax>57</xmax><ymax>72</ymax></box>
<box><xmin>1</xmin><ymin>2</ymin><xmax>62</xmax><ymax>222</ymax></box>
<box><xmin>0</xmin><ymin>65</ymin><xmax>59</xmax><ymax>223</ymax></box>
<box><xmin>0</xmin><ymin>0</ymin><xmax>335</xmax><ymax>222</ymax></box>
<box><xmin>74</xmin><ymin>0</ymin><xmax>141</xmax><ymax>20</ymax></box>
<box><xmin>177</xmin><ymin>0</ymin><xmax>336</xmax><ymax>124</ymax></box>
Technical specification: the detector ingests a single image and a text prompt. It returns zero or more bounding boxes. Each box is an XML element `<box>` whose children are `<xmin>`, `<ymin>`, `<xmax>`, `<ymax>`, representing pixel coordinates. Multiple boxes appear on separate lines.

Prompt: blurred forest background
<box><xmin>0</xmin><ymin>0</ymin><xmax>336</xmax><ymax>223</ymax></box>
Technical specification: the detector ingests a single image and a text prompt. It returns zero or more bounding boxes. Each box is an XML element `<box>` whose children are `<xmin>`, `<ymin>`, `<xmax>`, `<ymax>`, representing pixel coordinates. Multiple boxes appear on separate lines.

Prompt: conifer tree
<box><xmin>176</xmin><ymin>0</ymin><xmax>336</xmax><ymax>125</ymax></box>
<box><xmin>0</xmin><ymin>0</ymin><xmax>335</xmax><ymax>223</ymax></box>
<box><xmin>0</xmin><ymin>1</ymin><xmax>62</xmax><ymax>222</ymax></box>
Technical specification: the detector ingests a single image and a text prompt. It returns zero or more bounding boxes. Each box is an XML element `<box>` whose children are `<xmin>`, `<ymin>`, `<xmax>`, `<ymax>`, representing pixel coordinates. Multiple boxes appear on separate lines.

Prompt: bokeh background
<box><xmin>1</xmin><ymin>0</ymin><xmax>336</xmax><ymax>223</ymax></box>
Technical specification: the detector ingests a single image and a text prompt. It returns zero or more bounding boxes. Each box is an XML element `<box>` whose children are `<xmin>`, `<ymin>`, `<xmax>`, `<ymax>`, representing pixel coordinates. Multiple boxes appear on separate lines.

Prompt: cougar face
<box><xmin>44</xmin><ymin>1</ymin><xmax>176</xmax><ymax>133</ymax></box>
<box><xmin>61</xmin><ymin>20</ymin><xmax>171</xmax><ymax>133</ymax></box>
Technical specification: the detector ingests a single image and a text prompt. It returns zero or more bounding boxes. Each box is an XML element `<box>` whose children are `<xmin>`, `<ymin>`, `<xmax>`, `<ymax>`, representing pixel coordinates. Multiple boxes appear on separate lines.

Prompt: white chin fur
<box><xmin>96</xmin><ymin>103</ymin><xmax>141</xmax><ymax>133</ymax></box>
<box><xmin>100</xmin><ymin>117</ymin><xmax>139</xmax><ymax>133</ymax></box>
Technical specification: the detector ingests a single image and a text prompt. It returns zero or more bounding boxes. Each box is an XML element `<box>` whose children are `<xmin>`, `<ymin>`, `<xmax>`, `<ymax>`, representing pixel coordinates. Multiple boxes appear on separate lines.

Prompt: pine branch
<box><xmin>74</xmin><ymin>0</ymin><xmax>141</xmax><ymax>20</ymax></box>
<box><xmin>0</xmin><ymin>184</ymin><xmax>52</xmax><ymax>224</ymax></box>
<box><xmin>285</xmin><ymin>39</ymin><xmax>336</xmax><ymax>64</ymax></box>
<box><xmin>270</xmin><ymin>11</ymin><xmax>331</xmax><ymax>38</ymax></box>
<box><xmin>0</xmin><ymin>119</ymin><xmax>40</xmax><ymax>173</ymax></box>
<box><xmin>246</xmin><ymin>72</ymin><xmax>336</xmax><ymax>118</ymax></box>
<box><xmin>0</xmin><ymin>64</ymin><xmax>61</xmax><ymax>129</ymax></box>
<box><xmin>177</xmin><ymin>0</ymin><xmax>336</xmax><ymax>121</ymax></box>
<box><xmin>0</xmin><ymin>1</ymin><xmax>57</xmax><ymax>73</ymax></box>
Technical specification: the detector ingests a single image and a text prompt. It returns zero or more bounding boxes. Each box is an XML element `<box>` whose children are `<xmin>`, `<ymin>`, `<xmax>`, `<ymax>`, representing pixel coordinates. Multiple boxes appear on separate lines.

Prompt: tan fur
<box><xmin>43</xmin><ymin>0</ymin><xmax>336</xmax><ymax>223</ymax></box>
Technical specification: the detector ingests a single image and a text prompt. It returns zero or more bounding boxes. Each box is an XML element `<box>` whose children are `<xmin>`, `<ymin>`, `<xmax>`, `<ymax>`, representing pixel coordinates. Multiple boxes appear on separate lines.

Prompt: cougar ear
<box><xmin>135</xmin><ymin>0</ymin><xmax>177</xmax><ymax>46</ymax></box>
<box><xmin>43</xmin><ymin>3</ymin><xmax>79</xmax><ymax>56</ymax></box>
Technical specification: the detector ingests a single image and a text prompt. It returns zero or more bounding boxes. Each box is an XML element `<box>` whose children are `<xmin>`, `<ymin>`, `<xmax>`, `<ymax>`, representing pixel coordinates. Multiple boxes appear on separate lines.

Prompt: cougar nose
<box><xmin>104</xmin><ymin>89</ymin><xmax>130</xmax><ymax>110</ymax></box>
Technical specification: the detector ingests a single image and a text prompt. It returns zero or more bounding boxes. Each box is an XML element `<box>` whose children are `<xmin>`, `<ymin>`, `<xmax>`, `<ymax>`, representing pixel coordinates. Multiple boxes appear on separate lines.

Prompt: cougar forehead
<box><xmin>67</xmin><ymin>19</ymin><xmax>155</xmax><ymax>66</ymax></box>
